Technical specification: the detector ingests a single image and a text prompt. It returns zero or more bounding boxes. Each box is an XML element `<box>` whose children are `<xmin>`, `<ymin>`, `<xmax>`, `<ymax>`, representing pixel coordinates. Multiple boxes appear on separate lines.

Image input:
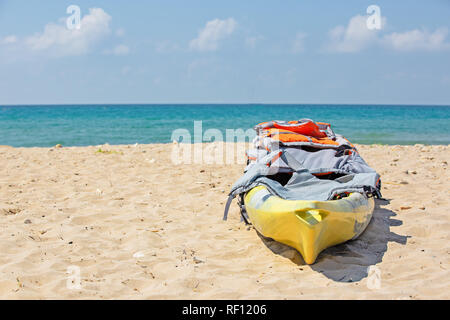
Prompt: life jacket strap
<box><xmin>238</xmin><ymin>193</ymin><xmax>250</xmax><ymax>225</ymax></box>
<box><xmin>223</xmin><ymin>194</ymin><xmax>235</xmax><ymax>221</ymax></box>
<box><xmin>280</xmin><ymin>150</ymin><xmax>304</xmax><ymax>172</ymax></box>
<box><xmin>363</xmin><ymin>185</ymin><xmax>385</xmax><ymax>200</ymax></box>
<box><xmin>223</xmin><ymin>193</ymin><xmax>250</xmax><ymax>225</ymax></box>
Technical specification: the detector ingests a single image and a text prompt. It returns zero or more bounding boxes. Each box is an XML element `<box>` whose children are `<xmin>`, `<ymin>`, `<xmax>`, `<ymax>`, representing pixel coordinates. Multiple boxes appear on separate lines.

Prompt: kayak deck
<box><xmin>244</xmin><ymin>186</ymin><xmax>375</xmax><ymax>264</ymax></box>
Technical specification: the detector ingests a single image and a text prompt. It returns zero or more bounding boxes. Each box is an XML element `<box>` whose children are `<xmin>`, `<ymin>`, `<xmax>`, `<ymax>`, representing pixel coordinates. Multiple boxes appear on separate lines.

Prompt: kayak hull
<box><xmin>244</xmin><ymin>186</ymin><xmax>375</xmax><ymax>264</ymax></box>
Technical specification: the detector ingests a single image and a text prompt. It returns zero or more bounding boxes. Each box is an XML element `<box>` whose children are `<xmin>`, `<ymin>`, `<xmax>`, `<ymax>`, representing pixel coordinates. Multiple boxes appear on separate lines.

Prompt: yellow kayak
<box><xmin>244</xmin><ymin>186</ymin><xmax>375</xmax><ymax>264</ymax></box>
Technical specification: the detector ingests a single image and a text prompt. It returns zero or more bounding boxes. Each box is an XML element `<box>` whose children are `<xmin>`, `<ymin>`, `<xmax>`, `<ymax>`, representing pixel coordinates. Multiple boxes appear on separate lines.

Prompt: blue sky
<box><xmin>0</xmin><ymin>0</ymin><xmax>449</xmax><ymax>105</ymax></box>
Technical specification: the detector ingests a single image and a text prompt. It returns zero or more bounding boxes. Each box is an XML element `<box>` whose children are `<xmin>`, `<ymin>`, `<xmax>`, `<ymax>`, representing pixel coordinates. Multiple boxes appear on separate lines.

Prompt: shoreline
<box><xmin>1</xmin><ymin>142</ymin><xmax>449</xmax><ymax>149</ymax></box>
<box><xmin>0</xmin><ymin>143</ymin><xmax>449</xmax><ymax>299</ymax></box>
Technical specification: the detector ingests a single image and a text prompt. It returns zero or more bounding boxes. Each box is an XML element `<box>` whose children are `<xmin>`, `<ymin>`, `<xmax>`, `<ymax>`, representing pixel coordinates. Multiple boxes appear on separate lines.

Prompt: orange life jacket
<box><xmin>255</xmin><ymin>120</ymin><xmax>341</xmax><ymax>148</ymax></box>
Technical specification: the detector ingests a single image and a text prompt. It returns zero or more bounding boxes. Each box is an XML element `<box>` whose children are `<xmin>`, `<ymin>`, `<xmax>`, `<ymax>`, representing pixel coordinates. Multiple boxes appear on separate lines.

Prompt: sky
<box><xmin>0</xmin><ymin>0</ymin><xmax>449</xmax><ymax>105</ymax></box>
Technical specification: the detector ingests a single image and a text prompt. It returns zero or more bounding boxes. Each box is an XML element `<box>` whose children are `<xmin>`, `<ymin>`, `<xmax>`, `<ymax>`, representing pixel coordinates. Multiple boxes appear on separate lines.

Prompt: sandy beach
<box><xmin>0</xmin><ymin>143</ymin><xmax>448</xmax><ymax>299</ymax></box>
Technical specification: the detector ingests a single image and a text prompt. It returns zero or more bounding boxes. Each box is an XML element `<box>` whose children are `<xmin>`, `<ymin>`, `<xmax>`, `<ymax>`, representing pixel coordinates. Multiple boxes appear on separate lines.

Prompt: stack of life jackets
<box><xmin>224</xmin><ymin>119</ymin><xmax>382</xmax><ymax>222</ymax></box>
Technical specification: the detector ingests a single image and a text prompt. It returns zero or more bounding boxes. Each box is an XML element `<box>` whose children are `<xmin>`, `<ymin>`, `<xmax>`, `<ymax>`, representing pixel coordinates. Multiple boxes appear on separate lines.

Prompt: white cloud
<box><xmin>25</xmin><ymin>8</ymin><xmax>112</xmax><ymax>56</ymax></box>
<box><xmin>327</xmin><ymin>14</ymin><xmax>449</xmax><ymax>53</ymax></box>
<box><xmin>327</xmin><ymin>14</ymin><xmax>385</xmax><ymax>53</ymax></box>
<box><xmin>1</xmin><ymin>35</ymin><xmax>17</xmax><ymax>45</ymax></box>
<box><xmin>189</xmin><ymin>18</ymin><xmax>237</xmax><ymax>52</ymax></box>
<box><xmin>292</xmin><ymin>32</ymin><xmax>307</xmax><ymax>53</ymax></box>
<box><xmin>383</xmin><ymin>28</ymin><xmax>450</xmax><ymax>52</ymax></box>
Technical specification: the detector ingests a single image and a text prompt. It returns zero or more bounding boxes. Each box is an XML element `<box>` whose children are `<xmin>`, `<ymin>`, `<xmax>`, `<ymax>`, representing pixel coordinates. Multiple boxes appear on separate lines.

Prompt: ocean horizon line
<box><xmin>2</xmin><ymin>103</ymin><xmax>450</xmax><ymax>107</ymax></box>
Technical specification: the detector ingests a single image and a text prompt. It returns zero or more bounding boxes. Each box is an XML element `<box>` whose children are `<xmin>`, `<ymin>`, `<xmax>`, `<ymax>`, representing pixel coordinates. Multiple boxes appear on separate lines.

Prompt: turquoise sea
<box><xmin>0</xmin><ymin>104</ymin><xmax>449</xmax><ymax>147</ymax></box>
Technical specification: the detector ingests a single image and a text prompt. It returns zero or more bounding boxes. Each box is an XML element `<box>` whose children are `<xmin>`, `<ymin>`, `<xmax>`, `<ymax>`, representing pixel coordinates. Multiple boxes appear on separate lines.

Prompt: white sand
<box><xmin>0</xmin><ymin>143</ymin><xmax>448</xmax><ymax>299</ymax></box>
